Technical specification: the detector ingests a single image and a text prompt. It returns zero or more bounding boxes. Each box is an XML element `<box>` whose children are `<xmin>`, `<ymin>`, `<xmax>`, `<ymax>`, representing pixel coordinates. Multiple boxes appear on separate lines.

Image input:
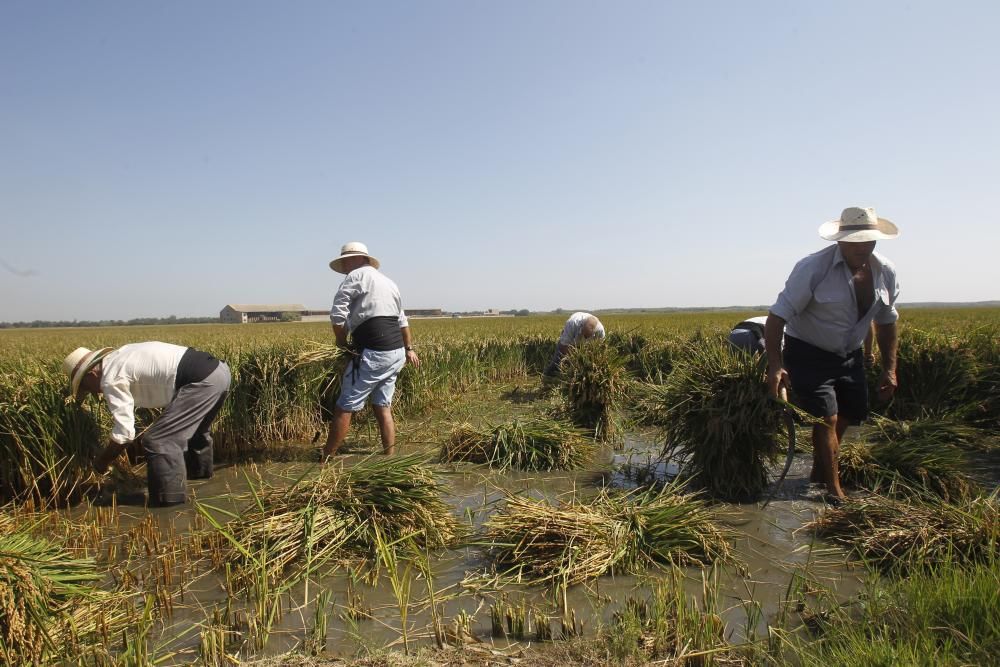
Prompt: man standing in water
<box><xmin>324</xmin><ymin>242</ymin><xmax>420</xmax><ymax>457</ymax></box>
<box><xmin>765</xmin><ymin>207</ymin><xmax>900</xmax><ymax>502</ymax></box>
<box><xmin>65</xmin><ymin>342</ymin><xmax>230</xmax><ymax>506</ymax></box>
<box><xmin>544</xmin><ymin>312</ymin><xmax>606</xmax><ymax>376</ymax></box>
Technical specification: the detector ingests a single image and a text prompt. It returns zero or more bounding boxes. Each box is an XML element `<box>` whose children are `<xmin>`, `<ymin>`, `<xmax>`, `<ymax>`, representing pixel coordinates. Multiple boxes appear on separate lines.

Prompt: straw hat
<box><xmin>329</xmin><ymin>242</ymin><xmax>380</xmax><ymax>274</ymax></box>
<box><xmin>63</xmin><ymin>347</ymin><xmax>114</xmax><ymax>398</ymax></box>
<box><xmin>819</xmin><ymin>207</ymin><xmax>899</xmax><ymax>242</ymax></box>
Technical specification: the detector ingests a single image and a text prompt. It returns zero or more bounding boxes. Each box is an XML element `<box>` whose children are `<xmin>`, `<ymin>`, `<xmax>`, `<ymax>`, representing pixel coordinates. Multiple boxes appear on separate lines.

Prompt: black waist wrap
<box><xmin>351</xmin><ymin>316</ymin><xmax>404</xmax><ymax>352</ymax></box>
<box><xmin>175</xmin><ymin>347</ymin><xmax>220</xmax><ymax>389</ymax></box>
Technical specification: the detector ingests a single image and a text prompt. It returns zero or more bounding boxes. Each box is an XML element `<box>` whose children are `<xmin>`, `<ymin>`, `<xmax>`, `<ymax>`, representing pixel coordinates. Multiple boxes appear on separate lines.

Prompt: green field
<box><xmin>1</xmin><ymin>308</ymin><xmax>997</xmax><ymax>665</ymax></box>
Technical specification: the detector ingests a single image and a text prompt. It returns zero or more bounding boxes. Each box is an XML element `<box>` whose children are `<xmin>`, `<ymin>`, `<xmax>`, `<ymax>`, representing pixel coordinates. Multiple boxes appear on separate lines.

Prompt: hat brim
<box><xmin>71</xmin><ymin>347</ymin><xmax>113</xmax><ymax>399</ymax></box>
<box><xmin>329</xmin><ymin>253</ymin><xmax>380</xmax><ymax>273</ymax></box>
<box><xmin>819</xmin><ymin>218</ymin><xmax>899</xmax><ymax>242</ymax></box>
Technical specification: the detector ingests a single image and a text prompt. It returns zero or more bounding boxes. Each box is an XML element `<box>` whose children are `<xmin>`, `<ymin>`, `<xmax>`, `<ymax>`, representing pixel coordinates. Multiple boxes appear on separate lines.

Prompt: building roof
<box><xmin>223</xmin><ymin>304</ymin><xmax>307</xmax><ymax>312</ymax></box>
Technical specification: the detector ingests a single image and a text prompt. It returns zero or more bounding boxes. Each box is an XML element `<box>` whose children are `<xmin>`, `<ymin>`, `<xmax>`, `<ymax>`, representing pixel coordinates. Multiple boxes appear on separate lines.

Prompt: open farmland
<box><xmin>1</xmin><ymin>309</ymin><xmax>998</xmax><ymax>665</ymax></box>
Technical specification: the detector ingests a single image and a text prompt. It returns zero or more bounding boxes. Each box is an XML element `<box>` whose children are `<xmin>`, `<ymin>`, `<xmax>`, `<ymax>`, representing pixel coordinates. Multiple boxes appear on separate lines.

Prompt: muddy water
<box><xmin>80</xmin><ymin>435</ymin><xmax>863</xmax><ymax>660</ymax></box>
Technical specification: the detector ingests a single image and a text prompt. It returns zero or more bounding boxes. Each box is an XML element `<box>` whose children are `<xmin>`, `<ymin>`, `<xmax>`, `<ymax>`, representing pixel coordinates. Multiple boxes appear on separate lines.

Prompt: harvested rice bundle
<box><xmin>839</xmin><ymin>418</ymin><xmax>978</xmax><ymax>501</ymax></box>
<box><xmin>807</xmin><ymin>492</ymin><xmax>999</xmax><ymax>569</ymax></box>
<box><xmin>0</xmin><ymin>517</ymin><xmax>126</xmax><ymax>663</ymax></box>
<box><xmin>656</xmin><ymin>339</ymin><xmax>790</xmax><ymax>501</ymax></box>
<box><xmin>207</xmin><ymin>454</ymin><xmax>461</xmax><ymax>583</ymax></box>
<box><xmin>890</xmin><ymin>329</ymin><xmax>980</xmax><ymax>420</ymax></box>
<box><xmin>441</xmin><ymin>418</ymin><xmax>594</xmax><ymax>471</ymax></box>
<box><xmin>558</xmin><ymin>341</ymin><xmax>632</xmax><ymax>443</ymax></box>
<box><xmin>482</xmin><ymin>485</ymin><xmax>733</xmax><ymax>585</ymax></box>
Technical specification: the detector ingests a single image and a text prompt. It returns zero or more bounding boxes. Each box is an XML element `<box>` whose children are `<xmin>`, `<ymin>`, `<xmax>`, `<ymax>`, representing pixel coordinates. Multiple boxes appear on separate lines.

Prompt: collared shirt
<box><xmin>770</xmin><ymin>245</ymin><xmax>899</xmax><ymax>356</ymax></box>
<box><xmin>330</xmin><ymin>265</ymin><xmax>409</xmax><ymax>333</ymax></box>
<box><xmin>100</xmin><ymin>342</ymin><xmax>187</xmax><ymax>444</ymax></box>
<box><xmin>558</xmin><ymin>312</ymin><xmax>606</xmax><ymax>346</ymax></box>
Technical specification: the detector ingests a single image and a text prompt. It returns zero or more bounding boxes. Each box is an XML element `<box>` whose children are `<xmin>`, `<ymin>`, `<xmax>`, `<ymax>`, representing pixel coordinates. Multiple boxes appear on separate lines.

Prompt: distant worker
<box><xmin>765</xmin><ymin>207</ymin><xmax>900</xmax><ymax>503</ymax></box>
<box><xmin>65</xmin><ymin>342</ymin><xmax>231</xmax><ymax>506</ymax></box>
<box><xmin>323</xmin><ymin>242</ymin><xmax>420</xmax><ymax>457</ymax></box>
<box><xmin>727</xmin><ymin>316</ymin><xmax>768</xmax><ymax>355</ymax></box>
<box><xmin>544</xmin><ymin>312</ymin><xmax>606</xmax><ymax>376</ymax></box>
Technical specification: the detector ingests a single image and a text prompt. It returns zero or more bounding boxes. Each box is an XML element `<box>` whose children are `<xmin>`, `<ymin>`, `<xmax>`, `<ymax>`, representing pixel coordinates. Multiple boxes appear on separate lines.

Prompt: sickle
<box><xmin>761</xmin><ymin>386</ymin><xmax>796</xmax><ymax>508</ymax></box>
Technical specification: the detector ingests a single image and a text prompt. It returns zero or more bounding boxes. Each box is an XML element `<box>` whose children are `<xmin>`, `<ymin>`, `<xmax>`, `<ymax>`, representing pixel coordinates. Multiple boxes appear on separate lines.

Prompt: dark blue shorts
<box><xmin>783</xmin><ymin>335</ymin><xmax>868</xmax><ymax>422</ymax></box>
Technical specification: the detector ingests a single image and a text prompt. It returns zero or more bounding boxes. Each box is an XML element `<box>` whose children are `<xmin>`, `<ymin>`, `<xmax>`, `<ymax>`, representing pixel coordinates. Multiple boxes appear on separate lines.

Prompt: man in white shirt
<box><xmin>765</xmin><ymin>207</ymin><xmax>900</xmax><ymax>502</ymax></box>
<box><xmin>64</xmin><ymin>342</ymin><xmax>231</xmax><ymax>506</ymax></box>
<box><xmin>323</xmin><ymin>242</ymin><xmax>420</xmax><ymax>457</ymax></box>
<box><xmin>544</xmin><ymin>312</ymin><xmax>606</xmax><ymax>376</ymax></box>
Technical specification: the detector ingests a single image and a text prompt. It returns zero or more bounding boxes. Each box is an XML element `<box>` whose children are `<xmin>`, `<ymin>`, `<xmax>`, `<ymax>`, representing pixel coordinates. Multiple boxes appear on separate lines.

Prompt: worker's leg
<box><xmin>783</xmin><ymin>336</ymin><xmax>840</xmax><ymax>487</ymax></box>
<box><xmin>323</xmin><ymin>407</ymin><xmax>353</xmax><ymax>456</ymax></box>
<box><xmin>813</xmin><ymin>416</ymin><xmax>845</xmax><ymax>499</ymax></box>
<box><xmin>369</xmin><ymin>349</ymin><xmax>406</xmax><ymax>455</ymax></box>
<box><xmin>543</xmin><ymin>348</ymin><xmax>564</xmax><ymax>377</ymax></box>
<box><xmin>184</xmin><ymin>363</ymin><xmax>231</xmax><ymax>480</ymax></box>
<box><xmin>373</xmin><ymin>406</ymin><xmax>395</xmax><ymax>455</ymax></box>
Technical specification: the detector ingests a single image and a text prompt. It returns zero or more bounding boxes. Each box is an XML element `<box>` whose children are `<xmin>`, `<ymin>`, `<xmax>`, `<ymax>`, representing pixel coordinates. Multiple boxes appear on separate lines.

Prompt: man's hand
<box><xmin>406</xmin><ymin>349</ymin><xmax>420</xmax><ymax>368</ymax></box>
<box><xmin>93</xmin><ymin>441</ymin><xmax>128</xmax><ymax>474</ymax></box>
<box><xmin>876</xmin><ymin>369</ymin><xmax>898</xmax><ymax>402</ymax></box>
<box><xmin>767</xmin><ymin>366</ymin><xmax>790</xmax><ymax>399</ymax></box>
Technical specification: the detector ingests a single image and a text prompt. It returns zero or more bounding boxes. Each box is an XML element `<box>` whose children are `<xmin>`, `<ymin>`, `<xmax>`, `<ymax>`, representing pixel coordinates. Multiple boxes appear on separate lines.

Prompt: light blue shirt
<box><xmin>770</xmin><ymin>245</ymin><xmax>899</xmax><ymax>356</ymax></box>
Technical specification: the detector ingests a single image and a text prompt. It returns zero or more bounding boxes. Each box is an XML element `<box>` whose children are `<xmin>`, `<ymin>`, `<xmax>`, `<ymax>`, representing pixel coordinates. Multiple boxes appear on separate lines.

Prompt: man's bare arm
<box><xmin>875</xmin><ymin>321</ymin><xmax>898</xmax><ymax>401</ymax></box>
<box><xmin>764</xmin><ymin>313</ymin><xmax>788</xmax><ymax>397</ymax></box>
<box><xmin>401</xmin><ymin>326</ymin><xmax>420</xmax><ymax>367</ymax></box>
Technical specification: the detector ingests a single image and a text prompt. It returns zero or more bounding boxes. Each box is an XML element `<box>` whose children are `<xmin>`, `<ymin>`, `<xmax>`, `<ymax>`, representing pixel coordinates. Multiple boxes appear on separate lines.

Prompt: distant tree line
<box><xmin>0</xmin><ymin>315</ymin><xmax>219</xmax><ymax>329</ymax></box>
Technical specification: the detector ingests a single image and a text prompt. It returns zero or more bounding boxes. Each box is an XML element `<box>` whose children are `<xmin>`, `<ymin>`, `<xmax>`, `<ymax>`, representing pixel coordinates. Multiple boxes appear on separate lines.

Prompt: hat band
<box><xmin>839</xmin><ymin>223</ymin><xmax>877</xmax><ymax>231</ymax></box>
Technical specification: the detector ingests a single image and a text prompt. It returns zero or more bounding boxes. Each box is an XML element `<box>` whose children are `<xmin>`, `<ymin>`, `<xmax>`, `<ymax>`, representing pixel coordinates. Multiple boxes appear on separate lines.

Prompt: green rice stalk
<box><xmin>441</xmin><ymin>417</ymin><xmax>594</xmax><ymax>471</ymax></box>
<box><xmin>889</xmin><ymin>329</ymin><xmax>980</xmax><ymax>420</ymax></box>
<box><xmin>656</xmin><ymin>339</ymin><xmax>795</xmax><ymax>501</ymax></box>
<box><xmin>806</xmin><ymin>492</ymin><xmax>999</xmax><ymax>570</ymax></box>
<box><xmin>482</xmin><ymin>484</ymin><xmax>734</xmax><ymax>585</ymax></box>
<box><xmin>557</xmin><ymin>341</ymin><xmax>632</xmax><ymax>443</ymax></box>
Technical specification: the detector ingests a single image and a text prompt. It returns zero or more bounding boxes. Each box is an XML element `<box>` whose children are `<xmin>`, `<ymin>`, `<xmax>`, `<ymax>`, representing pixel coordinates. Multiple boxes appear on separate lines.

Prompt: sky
<box><xmin>2</xmin><ymin>1</ymin><xmax>999</xmax><ymax>321</ymax></box>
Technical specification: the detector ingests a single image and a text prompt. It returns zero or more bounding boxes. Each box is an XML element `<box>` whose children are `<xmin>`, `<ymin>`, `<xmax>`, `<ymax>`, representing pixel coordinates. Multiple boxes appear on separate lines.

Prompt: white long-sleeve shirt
<box><xmin>770</xmin><ymin>245</ymin><xmax>899</xmax><ymax>356</ymax></box>
<box><xmin>558</xmin><ymin>312</ymin><xmax>606</xmax><ymax>346</ymax></box>
<box><xmin>330</xmin><ymin>265</ymin><xmax>409</xmax><ymax>332</ymax></box>
<box><xmin>100</xmin><ymin>342</ymin><xmax>187</xmax><ymax>444</ymax></box>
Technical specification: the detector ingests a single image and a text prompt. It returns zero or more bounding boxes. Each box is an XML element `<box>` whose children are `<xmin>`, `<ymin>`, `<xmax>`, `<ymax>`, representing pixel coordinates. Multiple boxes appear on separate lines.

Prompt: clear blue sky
<box><xmin>2</xmin><ymin>1</ymin><xmax>998</xmax><ymax>321</ymax></box>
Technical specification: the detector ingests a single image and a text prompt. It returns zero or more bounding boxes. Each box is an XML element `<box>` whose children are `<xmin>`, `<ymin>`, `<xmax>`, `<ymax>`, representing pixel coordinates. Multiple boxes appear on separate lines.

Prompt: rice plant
<box><xmin>482</xmin><ymin>484</ymin><xmax>734</xmax><ymax>585</ymax></box>
<box><xmin>441</xmin><ymin>417</ymin><xmax>594</xmax><ymax>471</ymax></box>
<box><xmin>839</xmin><ymin>417</ymin><xmax>978</xmax><ymax>501</ymax></box>
<box><xmin>557</xmin><ymin>340</ymin><xmax>632</xmax><ymax>443</ymax></box>
<box><xmin>655</xmin><ymin>339</ymin><xmax>791</xmax><ymax>501</ymax></box>
<box><xmin>889</xmin><ymin>329</ymin><xmax>981</xmax><ymax>420</ymax></box>
<box><xmin>806</xmin><ymin>491</ymin><xmax>999</xmax><ymax>570</ymax></box>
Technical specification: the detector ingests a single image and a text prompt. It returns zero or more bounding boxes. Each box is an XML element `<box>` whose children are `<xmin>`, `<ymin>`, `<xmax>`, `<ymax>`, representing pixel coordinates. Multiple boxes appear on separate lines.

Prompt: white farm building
<box><xmin>220</xmin><ymin>304</ymin><xmax>328</xmax><ymax>324</ymax></box>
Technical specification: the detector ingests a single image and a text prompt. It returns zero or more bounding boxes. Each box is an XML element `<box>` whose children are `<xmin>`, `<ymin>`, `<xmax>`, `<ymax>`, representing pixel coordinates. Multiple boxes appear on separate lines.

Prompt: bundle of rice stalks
<box><xmin>0</xmin><ymin>515</ymin><xmax>117</xmax><ymax>663</ymax></box>
<box><xmin>839</xmin><ymin>418</ymin><xmax>978</xmax><ymax>501</ymax></box>
<box><xmin>558</xmin><ymin>341</ymin><xmax>632</xmax><ymax>443</ymax></box>
<box><xmin>656</xmin><ymin>339</ymin><xmax>791</xmax><ymax>501</ymax></box>
<box><xmin>205</xmin><ymin>454</ymin><xmax>461</xmax><ymax>584</ymax></box>
<box><xmin>482</xmin><ymin>485</ymin><xmax>733</xmax><ymax>585</ymax></box>
<box><xmin>807</xmin><ymin>492</ymin><xmax>999</xmax><ymax>570</ymax></box>
<box><xmin>890</xmin><ymin>329</ymin><xmax>980</xmax><ymax>420</ymax></box>
<box><xmin>441</xmin><ymin>417</ymin><xmax>594</xmax><ymax>471</ymax></box>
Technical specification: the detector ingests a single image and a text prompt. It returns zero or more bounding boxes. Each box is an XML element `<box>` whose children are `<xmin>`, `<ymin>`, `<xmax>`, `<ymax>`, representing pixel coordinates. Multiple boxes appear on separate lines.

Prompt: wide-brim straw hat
<box><xmin>329</xmin><ymin>241</ymin><xmax>380</xmax><ymax>274</ymax></box>
<box><xmin>819</xmin><ymin>207</ymin><xmax>899</xmax><ymax>242</ymax></box>
<box><xmin>63</xmin><ymin>346</ymin><xmax>114</xmax><ymax>399</ymax></box>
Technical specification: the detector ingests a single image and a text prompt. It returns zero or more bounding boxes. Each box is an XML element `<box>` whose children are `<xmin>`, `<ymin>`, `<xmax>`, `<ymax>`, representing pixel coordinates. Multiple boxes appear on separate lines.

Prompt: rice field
<box><xmin>1</xmin><ymin>308</ymin><xmax>998</xmax><ymax>665</ymax></box>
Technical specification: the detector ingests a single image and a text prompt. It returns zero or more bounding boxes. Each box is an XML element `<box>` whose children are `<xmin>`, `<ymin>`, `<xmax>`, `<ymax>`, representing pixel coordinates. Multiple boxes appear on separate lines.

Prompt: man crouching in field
<box><xmin>765</xmin><ymin>207</ymin><xmax>900</xmax><ymax>503</ymax></box>
<box><xmin>323</xmin><ymin>242</ymin><xmax>420</xmax><ymax>457</ymax></box>
<box><xmin>65</xmin><ymin>342</ymin><xmax>231</xmax><ymax>506</ymax></box>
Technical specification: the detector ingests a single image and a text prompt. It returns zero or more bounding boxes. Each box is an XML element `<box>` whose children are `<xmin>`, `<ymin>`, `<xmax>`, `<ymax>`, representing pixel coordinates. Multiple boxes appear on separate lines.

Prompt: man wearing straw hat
<box><xmin>64</xmin><ymin>343</ymin><xmax>231</xmax><ymax>506</ymax></box>
<box><xmin>324</xmin><ymin>242</ymin><xmax>420</xmax><ymax>457</ymax></box>
<box><xmin>764</xmin><ymin>207</ymin><xmax>900</xmax><ymax>503</ymax></box>
<box><xmin>544</xmin><ymin>312</ymin><xmax>606</xmax><ymax>376</ymax></box>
